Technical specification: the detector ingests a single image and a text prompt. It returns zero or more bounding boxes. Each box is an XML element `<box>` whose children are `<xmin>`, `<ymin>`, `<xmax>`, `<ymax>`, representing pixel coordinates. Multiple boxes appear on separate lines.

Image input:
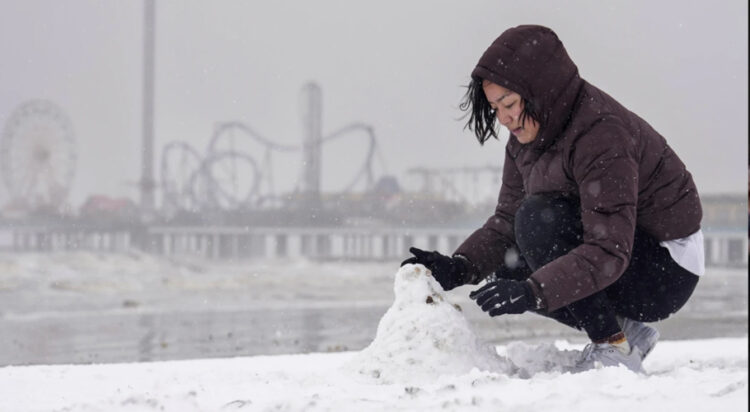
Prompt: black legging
<box><xmin>506</xmin><ymin>193</ymin><xmax>699</xmax><ymax>341</ymax></box>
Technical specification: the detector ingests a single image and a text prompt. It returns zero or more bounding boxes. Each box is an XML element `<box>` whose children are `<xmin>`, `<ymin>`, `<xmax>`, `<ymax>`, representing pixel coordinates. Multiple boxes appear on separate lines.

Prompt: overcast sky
<box><xmin>1</xmin><ymin>0</ymin><xmax>747</xmax><ymax>208</ymax></box>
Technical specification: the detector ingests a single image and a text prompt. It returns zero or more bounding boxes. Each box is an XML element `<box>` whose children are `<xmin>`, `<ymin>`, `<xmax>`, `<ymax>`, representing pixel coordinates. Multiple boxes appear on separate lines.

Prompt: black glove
<box><xmin>401</xmin><ymin>247</ymin><xmax>470</xmax><ymax>291</ymax></box>
<box><xmin>469</xmin><ymin>278</ymin><xmax>534</xmax><ymax>316</ymax></box>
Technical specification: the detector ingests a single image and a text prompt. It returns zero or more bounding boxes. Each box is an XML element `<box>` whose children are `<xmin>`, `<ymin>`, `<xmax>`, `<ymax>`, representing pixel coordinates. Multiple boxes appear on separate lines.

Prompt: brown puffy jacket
<box><xmin>455</xmin><ymin>25</ymin><xmax>702</xmax><ymax>312</ymax></box>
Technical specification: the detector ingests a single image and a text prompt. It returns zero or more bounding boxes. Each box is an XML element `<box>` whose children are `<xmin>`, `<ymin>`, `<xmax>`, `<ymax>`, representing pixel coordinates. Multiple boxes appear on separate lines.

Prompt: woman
<box><xmin>402</xmin><ymin>25</ymin><xmax>704</xmax><ymax>372</ymax></box>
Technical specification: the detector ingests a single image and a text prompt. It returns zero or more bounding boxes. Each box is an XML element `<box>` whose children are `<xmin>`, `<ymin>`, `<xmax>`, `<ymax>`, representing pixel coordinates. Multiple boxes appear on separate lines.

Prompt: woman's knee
<box><xmin>514</xmin><ymin>193</ymin><xmax>582</xmax><ymax>269</ymax></box>
<box><xmin>614</xmin><ymin>271</ymin><xmax>699</xmax><ymax>322</ymax></box>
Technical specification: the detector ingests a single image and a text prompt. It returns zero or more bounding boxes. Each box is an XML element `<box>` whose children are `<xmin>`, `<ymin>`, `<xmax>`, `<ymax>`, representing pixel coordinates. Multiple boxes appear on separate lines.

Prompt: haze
<box><xmin>1</xmin><ymin>0</ymin><xmax>747</xmax><ymax>207</ymax></box>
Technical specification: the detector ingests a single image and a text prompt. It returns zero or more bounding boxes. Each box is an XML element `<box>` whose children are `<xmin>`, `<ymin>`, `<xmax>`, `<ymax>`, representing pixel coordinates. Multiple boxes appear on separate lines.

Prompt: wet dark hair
<box><xmin>459</xmin><ymin>77</ymin><xmax>541</xmax><ymax>145</ymax></box>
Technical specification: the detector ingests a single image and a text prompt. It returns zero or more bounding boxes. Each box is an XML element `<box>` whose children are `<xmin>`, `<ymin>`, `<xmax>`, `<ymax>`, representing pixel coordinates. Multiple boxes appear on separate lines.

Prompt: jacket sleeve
<box><xmin>530</xmin><ymin>119</ymin><xmax>639</xmax><ymax>311</ymax></box>
<box><xmin>454</xmin><ymin>143</ymin><xmax>526</xmax><ymax>280</ymax></box>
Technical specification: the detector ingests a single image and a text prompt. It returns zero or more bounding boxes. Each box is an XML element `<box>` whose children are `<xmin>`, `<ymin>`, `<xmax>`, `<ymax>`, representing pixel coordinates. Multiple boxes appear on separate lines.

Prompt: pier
<box><xmin>1</xmin><ymin>223</ymin><xmax>746</xmax><ymax>267</ymax></box>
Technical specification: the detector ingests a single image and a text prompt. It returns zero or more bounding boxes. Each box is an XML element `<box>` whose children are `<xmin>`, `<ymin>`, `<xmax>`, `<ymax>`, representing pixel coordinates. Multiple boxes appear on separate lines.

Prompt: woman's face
<box><xmin>482</xmin><ymin>80</ymin><xmax>540</xmax><ymax>144</ymax></box>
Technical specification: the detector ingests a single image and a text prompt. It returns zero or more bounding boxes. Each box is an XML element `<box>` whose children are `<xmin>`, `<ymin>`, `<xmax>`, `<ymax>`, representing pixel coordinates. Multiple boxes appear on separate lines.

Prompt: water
<box><xmin>0</xmin><ymin>254</ymin><xmax>746</xmax><ymax>366</ymax></box>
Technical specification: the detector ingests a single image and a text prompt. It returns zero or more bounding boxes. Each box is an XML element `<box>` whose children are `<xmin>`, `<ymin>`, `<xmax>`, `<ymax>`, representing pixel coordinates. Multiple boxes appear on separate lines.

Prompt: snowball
<box><xmin>342</xmin><ymin>264</ymin><xmax>512</xmax><ymax>384</ymax></box>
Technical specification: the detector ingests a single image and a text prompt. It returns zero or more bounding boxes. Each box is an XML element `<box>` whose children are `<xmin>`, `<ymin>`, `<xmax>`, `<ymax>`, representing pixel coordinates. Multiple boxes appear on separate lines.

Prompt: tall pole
<box><xmin>140</xmin><ymin>0</ymin><xmax>156</xmax><ymax>216</ymax></box>
<box><xmin>301</xmin><ymin>82</ymin><xmax>322</xmax><ymax>205</ymax></box>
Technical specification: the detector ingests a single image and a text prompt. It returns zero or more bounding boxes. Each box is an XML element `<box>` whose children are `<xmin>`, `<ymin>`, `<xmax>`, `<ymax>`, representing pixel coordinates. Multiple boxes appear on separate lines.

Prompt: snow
<box><xmin>343</xmin><ymin>264</ymin><xmax>511</xmax><ymax>383</ymax></box>
<box><xmin>0</xmin><ymin>263</ymin><xmax>747</xmax><ymax>411</ymax></box>
<box><xmin>0</xmin><ymin>338</ymin><xmax>746</xmax><ymax>411</ymax></box>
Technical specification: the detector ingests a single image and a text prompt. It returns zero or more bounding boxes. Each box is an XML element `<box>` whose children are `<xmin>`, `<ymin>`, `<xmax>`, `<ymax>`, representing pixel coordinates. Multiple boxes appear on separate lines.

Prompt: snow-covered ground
<box><xmin>0</xmin><ymin>264</ymin><xmax>747</xmax><ymax>411</ymax></box>
<box><xmin>0</xmin><ymin>338</ymin><xmax>746</xmax><ymax>412</ymax></box>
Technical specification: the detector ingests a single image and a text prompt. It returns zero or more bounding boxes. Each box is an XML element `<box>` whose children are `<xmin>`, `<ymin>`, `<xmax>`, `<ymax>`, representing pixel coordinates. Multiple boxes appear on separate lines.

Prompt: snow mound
<box><xmin>342</xmin><ymin>264</ymin><xmax>512</xmax><ymax>383</ymax></box>
<box><xmin>501</xmin><ymin>341</ymin><xmax>582</xmax><ymax>377</ymax></box>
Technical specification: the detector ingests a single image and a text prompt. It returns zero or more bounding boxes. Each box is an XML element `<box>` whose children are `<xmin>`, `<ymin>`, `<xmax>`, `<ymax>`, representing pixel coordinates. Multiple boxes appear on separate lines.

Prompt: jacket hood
<box><xmin>472</xmin><ymin>25</ymin><xmax>583</xmax><ymax>149</ymax></box>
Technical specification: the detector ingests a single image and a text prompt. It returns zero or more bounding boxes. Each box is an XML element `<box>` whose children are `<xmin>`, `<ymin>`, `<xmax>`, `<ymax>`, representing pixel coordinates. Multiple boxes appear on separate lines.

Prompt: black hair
<box><xmin>459</xmin><ymin>77</ymin><xmax>541</xmax><ymax>145</ymax></box>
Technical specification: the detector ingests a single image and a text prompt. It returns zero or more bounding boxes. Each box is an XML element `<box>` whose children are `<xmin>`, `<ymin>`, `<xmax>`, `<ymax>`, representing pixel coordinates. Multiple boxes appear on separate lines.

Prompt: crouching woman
<box><xmin>403</xmin><ymin>25</ymin><xmax>704</xmax><ymax>373</ymax></box>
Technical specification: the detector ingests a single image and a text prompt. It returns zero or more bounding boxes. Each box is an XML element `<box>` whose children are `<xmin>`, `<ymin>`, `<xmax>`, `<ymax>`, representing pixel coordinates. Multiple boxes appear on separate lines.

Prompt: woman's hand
<box><xmin>401</xmin><ymin>247</ymin><xmax>469</xmax><ymax>291</ymax></box>
<box><xmin>470</xmin><ymin>278</ymin><xmax>534</xmax><ymax>316</ymax></box>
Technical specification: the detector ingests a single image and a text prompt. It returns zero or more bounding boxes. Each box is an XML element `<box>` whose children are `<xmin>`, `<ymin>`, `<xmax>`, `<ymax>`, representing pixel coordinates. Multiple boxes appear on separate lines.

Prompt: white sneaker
<box><xmin>574</xmin><ymin>342</ymin><xmax>645</xmax><ymax>373</ymax></box>
<box><xmin>620</xmin><ymin>318</ymin><xmax>660</xmax><ymax>360</ymax></box>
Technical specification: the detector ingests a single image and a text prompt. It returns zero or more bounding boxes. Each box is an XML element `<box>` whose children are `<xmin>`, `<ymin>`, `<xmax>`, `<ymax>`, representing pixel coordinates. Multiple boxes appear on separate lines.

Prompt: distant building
<box><xmin>701</xmin><ymin>194</ymin><xmax>747</xmax><ymax>267</ymax></box>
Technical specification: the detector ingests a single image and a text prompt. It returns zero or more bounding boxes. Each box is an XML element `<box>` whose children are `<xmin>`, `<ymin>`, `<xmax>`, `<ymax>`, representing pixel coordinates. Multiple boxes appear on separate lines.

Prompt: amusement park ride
<box><xmin>159</xmin><ymin>83</ymin><xmax>384</xmax><ymax>217</ymax></box>
<box><xmin>0</xmin><ymin>100</ymin><xmax>77</xmax><ymax>216</ymax></box>
<box><xmin>0</xmin><ymin>86</ymin><xmax>500</xmax><ymax>229</ymax></box>
<box><xmin>151</xmin><ymin>81</ymin><xmax>500</xmax><ymax>227</ymax></box>
<box><xmin>0</xmin><ymin>86</ymin><xmax>504</xmax><ymax>259</ymax></box>
<box><xmin>0</xmin><ymin>93</ymin><xmax>744</xmax><ymax>266</ymax></box>
<box><xmin>0</xmin><ymin>0</ymin><xmax>504</xmax><ymax>256</ymax></box>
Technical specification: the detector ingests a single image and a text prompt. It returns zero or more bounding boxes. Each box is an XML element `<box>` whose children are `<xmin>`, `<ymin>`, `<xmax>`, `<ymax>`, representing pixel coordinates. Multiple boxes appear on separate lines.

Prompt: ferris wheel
<box><xmin>0</xmin><ymin>100</ymin><xmax>77</xmax><ymax>210</ymax></box>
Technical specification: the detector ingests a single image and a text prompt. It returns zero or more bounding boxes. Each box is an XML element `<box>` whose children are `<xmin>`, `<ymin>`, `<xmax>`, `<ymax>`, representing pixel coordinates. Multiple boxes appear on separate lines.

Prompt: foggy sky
<box><xmin>1</xmin><ymin>0</ymin><xmax>747</xmax><ymax>208</ymax></box>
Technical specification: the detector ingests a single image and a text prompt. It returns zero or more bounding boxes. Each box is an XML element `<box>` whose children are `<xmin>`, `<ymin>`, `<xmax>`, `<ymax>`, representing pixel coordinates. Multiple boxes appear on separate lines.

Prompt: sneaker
<box><xmin>573</xmin><ymin>342</ymin><xmax>645</xmax><ymax>373</ymax></box>
<box><xmin>620</xmin><ymin>318</ymin><xmax>660</xmax><ymax>360</ymax></box>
